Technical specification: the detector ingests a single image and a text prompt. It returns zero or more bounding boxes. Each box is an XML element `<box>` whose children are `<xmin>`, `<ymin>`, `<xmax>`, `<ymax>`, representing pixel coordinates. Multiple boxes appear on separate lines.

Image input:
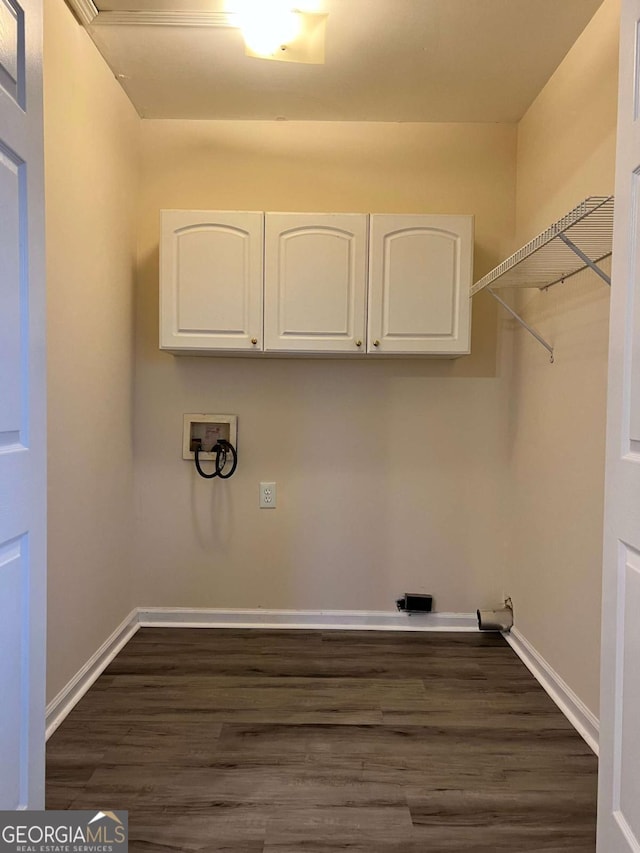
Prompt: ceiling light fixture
<box><xmin>235</xmin><ymin>0</ymin><xmax>328</xmax><ymax>64</ymax></box>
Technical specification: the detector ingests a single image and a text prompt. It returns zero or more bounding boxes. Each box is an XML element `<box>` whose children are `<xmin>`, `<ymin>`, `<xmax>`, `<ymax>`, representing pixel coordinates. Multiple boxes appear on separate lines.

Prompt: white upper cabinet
<box><xmin>160</xmin><ymin>210</ymin><xmax>264</xmax><ymax>352</ymax></box>
<box><xmin>264</xmin><ymin>213</ymin><xmax>368</xmax><ymax>353</ymax></box>
<box><xmin>159</xmin><ymin>210</ymin><xmax>473</xmax><ymax>357</ymax></box>
<box><xmin>367</xmin><ymin>214</ymin><xmax>473</xmax><ymax>355</ymax></box>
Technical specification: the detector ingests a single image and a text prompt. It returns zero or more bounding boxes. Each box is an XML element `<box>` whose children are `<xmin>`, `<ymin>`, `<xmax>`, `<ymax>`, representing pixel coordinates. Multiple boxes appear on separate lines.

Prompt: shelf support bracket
<box><xmin>557</xmin><ymin>233</ymin><xmax>611</xmax><ymax>286</ymax></box>
<box><xmin>488</xmin><ymin>289</ymin><xmax>554</xmax><ymax>363</ymax></box>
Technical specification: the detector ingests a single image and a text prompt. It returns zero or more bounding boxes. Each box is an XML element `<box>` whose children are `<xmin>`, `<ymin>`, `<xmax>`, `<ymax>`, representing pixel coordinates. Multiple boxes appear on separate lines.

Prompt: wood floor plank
<box><xmin>100</xmin><ymin>720</ymin><xmax>224</xmax><ymax>766</ymax></box>
<box><xmin>263</xmin><ymin>803</ymin><xmax>414</xmax><ymax>845</ymax></box>
<box><xmin>91</xmin><ymin>760</ymin><xmax>410</xmax><ymax>810</ymax></box>
<box><xmin>407</xmin><ymin>789</ymin><xmax>597</xmax><ymax>829</ymax></box>
<box><xmin>46</xmin><ymin>628</ymin><xmax>598</xmax><ymax>852</ymax></box>
<box><xmin>128</xmin><ymin>807</ymin><xmax>268</xmax><ymax>851</ymax></box>
<box><xmin>263</xmin><ymin>840</ymin><xmax>593</xmax><ymax>853</ymax></box>
<box><xmin>381</xmin><ymin>679</ymin><xmax>581</xmax><ymax>729</ymax></box>
<box><xmin>69</xmin><ymin>676</ymin><xmax>423</xmax><ymax>726</ymax></box>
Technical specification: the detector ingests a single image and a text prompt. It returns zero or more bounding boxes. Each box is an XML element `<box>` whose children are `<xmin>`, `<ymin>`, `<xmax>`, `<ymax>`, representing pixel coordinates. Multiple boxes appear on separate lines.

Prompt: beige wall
<box><xmin>43</xmin><ymin>0</ymin><xmax>616</xmax><ymax>729</ymax></box>
<box><xmin>133</xmin><ymin>120</ymin><xmax>516</xmax><ymax>613</ymax></box>
<box><xmin>505</xmin><ymin>0</ymin><xmax>619</xmax><ymax>717</ymax></box>
<box><xmin>44</xmin><ymin>0</ymin><xmax>140</xmax><ymax>702</ymax></box>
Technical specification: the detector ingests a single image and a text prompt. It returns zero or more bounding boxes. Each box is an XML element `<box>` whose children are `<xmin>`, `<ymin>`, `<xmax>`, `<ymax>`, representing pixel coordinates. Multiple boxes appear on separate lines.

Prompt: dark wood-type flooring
<box><xmin>46</xmin><ymin>629</ymin><xmax>598</xmax><ymax>852</ymax></box>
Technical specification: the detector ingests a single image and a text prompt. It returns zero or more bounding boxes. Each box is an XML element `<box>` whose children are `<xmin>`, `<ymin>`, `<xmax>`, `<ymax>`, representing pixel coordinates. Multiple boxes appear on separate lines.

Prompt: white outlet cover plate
<box><xmin>260</xmin><ymin>482</ymin><xmax>277</xmax><ymax>508</ymax></box>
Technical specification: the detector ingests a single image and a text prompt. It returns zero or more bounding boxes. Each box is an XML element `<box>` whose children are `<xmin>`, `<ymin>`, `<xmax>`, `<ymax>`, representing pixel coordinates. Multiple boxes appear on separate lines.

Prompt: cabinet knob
<box><xmin>355</xmin><ymin>340</ymin><xmax>362</xmax><ymax>347</ymax></box>
<box><xmin>373</xmin><ymin>339</ymin><xmax>380</xmax><ymax>347</ymax></box>
<box><xmin>251</xmin><ymin>337</ymin><xmax>258</xmax><ymax>345</ymax></box>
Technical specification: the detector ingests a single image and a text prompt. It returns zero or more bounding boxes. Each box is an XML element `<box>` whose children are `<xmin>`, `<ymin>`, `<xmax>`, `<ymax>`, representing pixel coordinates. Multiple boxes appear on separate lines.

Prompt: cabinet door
<box><xmin>368</xmin><ymin>214</ymin><xmax>473</xmax><ymax>355</ymax></box>
<box><xmin>160</xmin><ymin>210</ymin><xmax>264</xmax><ymax>352</ymax></box>
<box><xmin>264</xmin><ymin>213</ymin><xmax>368</xmax><ymax>354</ymax></box>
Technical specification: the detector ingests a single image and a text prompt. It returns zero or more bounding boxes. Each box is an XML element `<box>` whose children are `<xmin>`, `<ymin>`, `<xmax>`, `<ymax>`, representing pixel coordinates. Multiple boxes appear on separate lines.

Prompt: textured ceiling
<box><xmin>84</xmin><ymin>0</ymin><xmax>605</xmax><ymax>121</ymax></box>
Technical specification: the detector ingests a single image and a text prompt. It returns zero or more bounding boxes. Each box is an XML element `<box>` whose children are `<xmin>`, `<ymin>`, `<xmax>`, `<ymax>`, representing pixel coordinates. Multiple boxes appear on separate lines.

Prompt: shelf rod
<box><xmin>488</xmin><ymin>289</ymin><xmax>554</xmax><ymax>362</ymax></box>
<box><xmin>557</xmin><ymin>233</ymin><xmax>611</xmax><ymax>286</ymax></box>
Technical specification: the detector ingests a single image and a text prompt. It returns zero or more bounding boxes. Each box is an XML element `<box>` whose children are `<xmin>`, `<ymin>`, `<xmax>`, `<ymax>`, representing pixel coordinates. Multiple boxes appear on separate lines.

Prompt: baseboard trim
<box><xmin>45</xmin><ymin>610</ymin><xmax>599</xmax><ymax>755</ymax></box>
<box><xmin>55</xmin><ymin>608</ymin><xmax>596</xmax><ymax>744</ymax></box>
<box><xmin>44</xmin><ymin>609</ymin><xmax>600</xmax><ymax>754</ymax></box>
<box><xmin>504</xmin><ymin>626</ymin><xmax>599</xmax><ymax>755</ymax></box>
<box><xmin>136</xmin><ymin>607</ymin><xmax>479</xmax><ymax>632</ymax></box>
<box><xmin>45</xmin><ymin>609</ymin><xmax>140</xmax><ymax>740</ymax></box>
<box><xmin>45</xmin><ymin>607</ymin><xmax>477</xmax><ymax>737</ymax></box>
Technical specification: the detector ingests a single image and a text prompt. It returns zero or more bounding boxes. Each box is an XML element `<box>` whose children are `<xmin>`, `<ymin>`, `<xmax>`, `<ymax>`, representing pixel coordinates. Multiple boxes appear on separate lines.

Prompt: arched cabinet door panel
<box><xmin>368</xmin><ymin>214</ymin><xmax>473</xmax><ymax>355</ymax></box>
<box><xmin>264</xmin><ymin>213</ymin><xmax>368</xmax><ymax>354</ymax></box>
<box><xmin>160</xmin><ymin>210</ymin><xmax>264</xmax><ymax>352</ymax></box>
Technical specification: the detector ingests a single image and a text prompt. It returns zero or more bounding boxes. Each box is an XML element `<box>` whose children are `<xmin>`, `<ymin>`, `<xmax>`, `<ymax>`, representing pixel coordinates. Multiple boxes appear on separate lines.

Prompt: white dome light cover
<box><xmin>236</xmin><ymin>1</ymin><xmax>328</xmax><ymax>63</ymax></box>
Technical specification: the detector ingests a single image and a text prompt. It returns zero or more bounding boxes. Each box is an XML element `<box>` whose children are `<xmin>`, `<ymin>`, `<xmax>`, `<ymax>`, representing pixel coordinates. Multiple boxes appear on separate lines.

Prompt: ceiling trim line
<box><xmin>65</xmin><ymin>0</ymin><xmax>99</xmax><ymax>26</ymax></box>
<box><xmin>89</xmin><ymin>10</ymin><xmax>239</xmax><ymax>27</ymax></box>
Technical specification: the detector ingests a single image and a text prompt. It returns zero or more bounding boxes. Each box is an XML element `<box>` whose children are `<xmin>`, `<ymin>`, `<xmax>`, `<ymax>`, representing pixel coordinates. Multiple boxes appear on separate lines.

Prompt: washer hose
<box><xmin>193</xmin><ymin>438</ymin><xmax>238</xmax><ymax>480</ymax></box>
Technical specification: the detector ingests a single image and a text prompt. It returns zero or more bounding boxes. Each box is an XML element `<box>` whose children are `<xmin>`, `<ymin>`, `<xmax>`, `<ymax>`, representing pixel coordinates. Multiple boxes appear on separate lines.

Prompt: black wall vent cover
<box><xmin>396</xmin><ymin>593</ymin><xmax>433</xmax><ymax>613</ymax></box>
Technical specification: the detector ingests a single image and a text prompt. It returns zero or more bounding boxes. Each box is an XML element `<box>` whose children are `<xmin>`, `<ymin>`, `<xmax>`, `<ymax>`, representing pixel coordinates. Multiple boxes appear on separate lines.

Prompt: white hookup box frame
<box><xmin>183</xmin><ymin>414</ymin><xmax>238</xmax><ymax>461</ymax></box>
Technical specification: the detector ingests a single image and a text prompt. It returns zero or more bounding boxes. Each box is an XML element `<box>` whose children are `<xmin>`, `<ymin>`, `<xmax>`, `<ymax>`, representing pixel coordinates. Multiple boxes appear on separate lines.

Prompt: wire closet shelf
<box><xmin>471</xmin><ymin>195</ymin><xmax>614</xmax><ymax>296</ymax></box>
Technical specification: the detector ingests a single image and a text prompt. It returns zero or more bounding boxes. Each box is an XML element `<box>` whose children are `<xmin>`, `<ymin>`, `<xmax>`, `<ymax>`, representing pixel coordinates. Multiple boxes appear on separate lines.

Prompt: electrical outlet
<box><xmin>260</xmin><ymin>482</ymin><xmax>277</xmax><ymax>509</ymax></box>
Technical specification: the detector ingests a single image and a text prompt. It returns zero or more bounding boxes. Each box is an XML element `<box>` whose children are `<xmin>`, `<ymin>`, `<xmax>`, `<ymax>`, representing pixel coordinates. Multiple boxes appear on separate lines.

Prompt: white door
<box><xmin>597</xmin><ymin>1</ymin><xmax>640</xmax><ymax>849</ymax></box>
<box><xmin>367</xmin><ymin>214</ymin><xmax>473</xmax><ymax>356</ymax></box>
<box><xmin>160</xmin><ymin>210</ymin><xmax>264</xmax><ymax>353</ymax></box>
<box><xmin>264</xmin><ymin>212</ymin><xmax>368</xmax><ymax>354</ymax></box>
<box><xmin>0</xmin><ymin>0</ymin><xmax>46</xmax><ymax>811</ymax></box>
